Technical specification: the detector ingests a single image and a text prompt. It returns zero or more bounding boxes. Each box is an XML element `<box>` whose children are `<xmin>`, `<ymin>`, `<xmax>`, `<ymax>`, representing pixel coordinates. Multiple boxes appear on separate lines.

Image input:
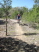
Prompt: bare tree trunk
<box><xmin>6</xmin><ymin>16</ymin><xmax>7</xmax><ymax>36</ymax></box>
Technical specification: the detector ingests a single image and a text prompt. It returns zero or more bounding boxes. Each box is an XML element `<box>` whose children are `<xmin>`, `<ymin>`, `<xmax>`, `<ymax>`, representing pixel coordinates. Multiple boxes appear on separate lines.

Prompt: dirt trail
<box><xmin>0</xmin><ymin>19</ymin><xmax>39</xmax><ymax>46</ymax></box>
<box><xmin>15</xmin><ymin>24</ymin><xmax>24</xmax><ymax>35</ymax></box>
<box><xmin>10</xmin><ymin>19</ymin><xmax>24</xmax><ymax>35</ymax></box>
<box><xmin>10</xmin><ymin>19</ymin><xmax>27</xmax><ymax>42</ymax></box>
<box><xmin>15</xmin><ymin>23</ymin><xmax>27</xmax><ymax>42</ymax></box>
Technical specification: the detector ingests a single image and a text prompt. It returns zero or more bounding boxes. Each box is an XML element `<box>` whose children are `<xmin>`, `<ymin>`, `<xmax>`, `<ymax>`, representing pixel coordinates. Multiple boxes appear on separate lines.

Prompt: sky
<box><xmin>0</xmin><ymin>0</ymin><xmax>35</xmax><ymax>9</ymax></box>
<box><xmin>12</xmin><ymin>0</ymin><xmax>35</xmax><ymax>9</ymax></box>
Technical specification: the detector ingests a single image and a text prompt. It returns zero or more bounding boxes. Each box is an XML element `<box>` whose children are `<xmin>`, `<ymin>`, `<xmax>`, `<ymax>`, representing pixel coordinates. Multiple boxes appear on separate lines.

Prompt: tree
<box><xmin>33</xmin><ymin>0</ymin><xmax>39</xmax><ymax>23</ymax></box>
<box><xmin>34</xmin><ymin>0</ymin><xmax>39</xmax><ymax>5</ymax></box>
<box><xmin>0</xmin><ymin>0</ymin><xmax>12</xmax><ymax>36</ymax></box>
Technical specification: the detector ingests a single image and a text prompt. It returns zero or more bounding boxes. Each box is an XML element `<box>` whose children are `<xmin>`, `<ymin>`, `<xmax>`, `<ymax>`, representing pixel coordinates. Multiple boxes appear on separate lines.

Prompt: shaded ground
<box><xmin>0</xmin><ymin>20</ymin><xmax>5</xmax><ymax>25</ymax></box>
<box><xmin>0</xmin><ymin>37</ymin><xmax>39</xmax><ymax>52</ymax></box>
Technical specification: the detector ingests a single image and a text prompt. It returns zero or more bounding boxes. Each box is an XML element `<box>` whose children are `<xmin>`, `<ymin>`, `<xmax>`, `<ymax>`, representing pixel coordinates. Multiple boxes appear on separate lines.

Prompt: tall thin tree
<box><xmin>0</xmin><ymin>0</ymin><xmax>12</xmax><ymax>36</ymax></box>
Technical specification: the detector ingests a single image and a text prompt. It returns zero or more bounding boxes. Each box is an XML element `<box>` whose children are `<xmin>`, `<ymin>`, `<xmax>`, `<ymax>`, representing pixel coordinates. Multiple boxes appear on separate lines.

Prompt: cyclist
<box><xmin>17</xmin><ymin>14</ymin><xmax>21</xmax><ymax>23</ymax></box>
